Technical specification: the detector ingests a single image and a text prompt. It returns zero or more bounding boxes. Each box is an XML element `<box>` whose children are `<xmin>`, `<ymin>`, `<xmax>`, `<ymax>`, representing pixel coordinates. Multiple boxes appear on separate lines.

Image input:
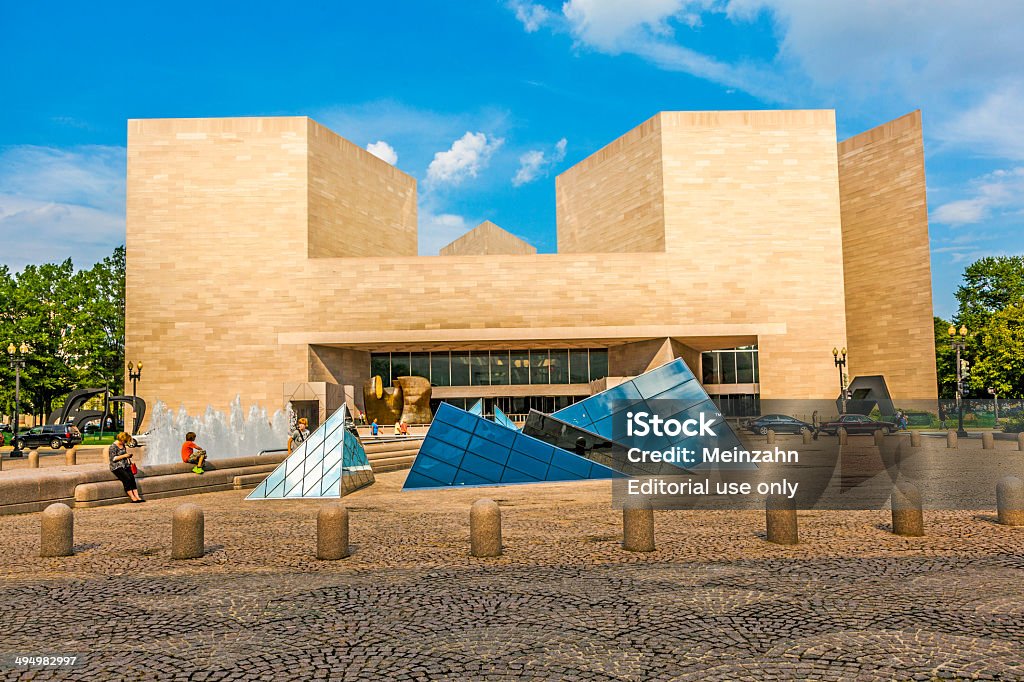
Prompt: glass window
<box><xmin>510</xmin><ymin>350</ymin><xmax>530</xmax><ymax>384</ymax></box>
<box><xmin>490</xmin><ymin>350</ymin><xmax>510</xmax><ymax>385</ymax></box>
<box><xmin>530</xmin><ymin>350</ymin><xmax>549</xmax><ymax>384</ymax></box>
<box><xmin>701</xmin><ymin>352</ymin><xmax>715</xmax><ymax>384</ymax></box>
<box><xmin>370</xmin><ymin>354</ymin><xmax>390</xmax><ymax>382</ymax></box>
<box><xmin>753</xmin><ymin>351</ymin><xmax>759</xmax><ymax>383</ymax></box>
<box><xmin>410</xmin><ymin>353</ymin><xmax>430</xmax><ymax>380</ymax></box>
<box><xmin>720</xmin><ymin>352</ymin><xmax>736</xmax><ymax>383</ymax></box>
<box><xmin>451</xmin><ymin>352</ymin><xmax>470</xmax><ymax>386</ymax></box>
<box><xmin>569</xmin><ymin>349</ymin><xmax>589</xmax><ymax>384</ymax></box>
<box><xmin>736</xmin><ymin>351</ymin><xmax>754</xmax><ymax>383</ymax></box>
<box><xmin>431</xmin><ymin>352</ymin><xmax>451</xmax><ymax>386</ymax></box>
<box><xmin>391</xmin><ymin>353</ymin><xmax>410</xmax><ymax>381</ymax></box>
<box><xmin>549</xmin><ymin>349</ymin><xmax>569</xmax><ymax>384</ymax></box>
<box><xmin>590</xmin><ymin>349</ymin><xmax>608</xmax><ymax>381</ymax></box>
<box><xmin>470</xmin><ymin>352</ymin><xmax>490</xmax><ymax>385</ymax></box>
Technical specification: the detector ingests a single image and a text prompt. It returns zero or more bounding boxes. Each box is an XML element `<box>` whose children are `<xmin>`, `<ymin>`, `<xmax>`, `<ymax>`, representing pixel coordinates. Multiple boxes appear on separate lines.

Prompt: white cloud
<box><xmin>513</xmin><ymin>137</ymin><xmax>568</xmax><ymax>186</ymax></box>
<box><xmin>426</xmin><ymin>132</ymin><xmax>504</xmax><ymax>186</ymax></box>
<box><xmin>931</xmin><ymin>167</ymin><xmax>1024</xmax><ymax>227</ymax></box>
<box><xmin>508</xmin><ymin>0</ymin><xmax>554</xmax><ymax>32</ymax></box>
<box><xmin>0</xmin><ymin>145</ymin><xmax>126</xmax><ymax>270</ymax></box>
<box><xmin>936</xmin><ymin>85</ymin><xmax>1024</xmax><ymax>161</ymax></box>
<box><xmin>418</xmin><ymin>208</ymin><xmax>476</xmax><ymax>256</ymax></box>
<box><xmin>366</xmin><ymin>140</ymin><xmax>398</xmax><ymax>165</ymax></box>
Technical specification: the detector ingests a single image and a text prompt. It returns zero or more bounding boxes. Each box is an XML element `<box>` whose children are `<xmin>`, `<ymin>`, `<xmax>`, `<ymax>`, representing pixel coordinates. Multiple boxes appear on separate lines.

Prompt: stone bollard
<box><xmin>802</xmin><ymin>429</ymin><xmax>812</xmax><ymax>444</ymax></box>
<box><xmin>622</xmin><ymin>498</ymin><xmax>655</xmax><ymax>552</ymax></box>
<box><xmin>1018</xmin><ymin>433</ymin><xmax>1024</xmax><ymax>451</ymax></box>
<box><xmin>996</xmin><ymin>476</ymin><xmax>1024</xmax><ymax>526</ymax></box>
<box><xmin>40</xmin><ymin>503</ymin><xmax>74</xmax><ymax>557</ymax></box>
<box><xmin>874</xmin><ymin>430</ymin><xmax>885</xmax><ymax>447</ymax></box>
<box><xmin>171</xmin><ymin>504</ymin><xmax>205</xmax><ymax>559</ymax></box>
<box><xmin>766</xmin><ymin>429</ymin><xmax>776</xmax><ymax>445</ymax></box>
<box><xmin>28</xmin><ymin>449</ymin><xmax>39</xmax><ymax>468</ymax></box>
<box><xmin>65</xmin><ymin>447</ymin><xmax>77</xmax><ymax>466</ymax></box>
<box><xmin>982</xmin><ymin>432</ymin><xmax>995</xmax><ymax>450</ymax></box>
<box><xmin>891</xmin><ymin>481</ymin><xmax>924</xmax><ymax>537</ymax></box>
<box><xmin>317</xmin><ymin>503</ymin><xmax>350</xmax><ymax>560</ymax></box>
<box><xmin>470</xmin><ymin>499</ymin><xmax>502</xmax><ymax>557</ymax></box>
<box><xmin>838</xmin><ymin>427</ymin><xmax>847</xmax><ymax>445</ymax></box>
<box><xmin>910</xmin><ymin>431</ymin><xmax>921</xmax><ymax>447</ymax></box>
<box><xmin>765</xmin><ymin>495</ymin><xmax>798</xmax><ymax>545</ymax></box>
<box><xmin>947</xmin><ymin>430</ymin><xmax>957</xmax><ymax>449</ymax></box>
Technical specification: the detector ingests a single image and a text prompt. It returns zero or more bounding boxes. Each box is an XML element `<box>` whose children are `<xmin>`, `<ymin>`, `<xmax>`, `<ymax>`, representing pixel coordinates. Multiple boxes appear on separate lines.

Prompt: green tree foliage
<box><xmin>1</xmin><ymin>247</ymin><xmax>125</xmax><ymax>423</ymax></box>
<box><xmin>970</xmin><ymin>303</ymin><xmax>1024</xmax><ymax>398</ymax></box>
<box><xmin>955</xmin><ymin>256</ymin><xmax>1024</xmax><ymax>331</ymax></box>
<box><xmin>934</xmin><ymin>316</ymin><xmax>957</xmax><ymax>399</ymax></box>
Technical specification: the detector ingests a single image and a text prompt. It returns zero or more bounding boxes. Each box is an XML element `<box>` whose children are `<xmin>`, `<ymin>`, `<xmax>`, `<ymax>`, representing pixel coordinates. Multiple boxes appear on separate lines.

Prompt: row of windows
<box><xmin>431</xmin><ymin>396</ymin><xmax>582</xmax><ymax>418</ymax></box>
<box><xmin>701</xmin><ymin>347</ymin><xmax>759</xmax><ymax>385</ymax></box>
<box><xmin>372</xmin><ymin>349</ymin><xmax>609</xmax><ymax>387</ymax></box>
<box><xmin>709</xmin><ymin>393</ymin><xmax>760</xmax><ymax>418</ymax></box>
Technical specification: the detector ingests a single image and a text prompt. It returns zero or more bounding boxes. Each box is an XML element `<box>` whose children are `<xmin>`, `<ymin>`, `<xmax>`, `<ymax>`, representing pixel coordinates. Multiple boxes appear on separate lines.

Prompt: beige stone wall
<box><xmin>838</xmin><ymin>111</ymin><xmax>937</xmax><ymax>399</ymax></box>
<box><xmin>556</xmin><ymin>115</ymin><xmax>665</xmax><ymax>253</ymax></box>
<box><xmin>307</xmin><ymin>119</ymin><xmax>417</xmax><ymax>258</ymax></box>
<box><xmin>126</xmin><ymin>110</ymin><xmax>935</xmax><ymax>423</ymax></box>
<box><xmin>439</xmin><ymin>221</ymin><xmax>537</xmax><ymax>256</ymax></box>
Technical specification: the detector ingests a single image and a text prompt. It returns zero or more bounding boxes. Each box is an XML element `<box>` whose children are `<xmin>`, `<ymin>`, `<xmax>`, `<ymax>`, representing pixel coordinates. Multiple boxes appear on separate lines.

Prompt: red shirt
<box><xmin>181</xmin><ymin>440</ymin><xmax>200</xmax><ymax>463</ymax></box>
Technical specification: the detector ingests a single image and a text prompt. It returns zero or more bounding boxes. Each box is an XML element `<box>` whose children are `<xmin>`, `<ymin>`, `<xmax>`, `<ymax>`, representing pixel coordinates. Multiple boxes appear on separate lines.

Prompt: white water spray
<box><xmin>141</xmin><ymin>396</ymin><xmax>292</xmax><ymax>465</ymax></box>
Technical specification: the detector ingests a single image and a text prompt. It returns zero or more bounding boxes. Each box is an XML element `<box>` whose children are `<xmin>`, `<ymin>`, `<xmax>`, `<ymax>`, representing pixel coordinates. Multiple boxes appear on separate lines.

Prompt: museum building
<box><xmin>125</xmin><ymin>109</ymin><xmax>937</xmax><ymax>428</ymax></box>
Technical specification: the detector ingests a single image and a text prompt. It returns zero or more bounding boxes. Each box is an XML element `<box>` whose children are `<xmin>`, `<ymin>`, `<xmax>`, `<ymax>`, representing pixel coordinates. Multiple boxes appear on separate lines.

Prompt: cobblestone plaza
<box><xmin>1</xmin><ymin>465</ymin><xmax>1022</xmax><ymax>681</ymax></box>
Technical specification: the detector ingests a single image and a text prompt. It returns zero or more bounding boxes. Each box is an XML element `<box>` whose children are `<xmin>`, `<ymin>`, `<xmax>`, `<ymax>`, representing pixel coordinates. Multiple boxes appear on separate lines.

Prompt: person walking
<box><xmin>393</xmin><ymin>420</ymin><xmax>401</xmax><ymax>436</ymax></box>
<box><xmin>371</xmin><ymin>419</ymin><xmax>379</xmax><ymax>437</ymax></box>
<box><xmin>108</xmin><ymin>432</ymin><xmax>143</xmax><ymax>503</ymax></box>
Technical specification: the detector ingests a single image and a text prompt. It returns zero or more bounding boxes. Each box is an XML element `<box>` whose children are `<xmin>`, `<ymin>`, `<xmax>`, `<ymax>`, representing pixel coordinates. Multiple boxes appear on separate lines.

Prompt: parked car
<box><xmin>817</xmin><ymin>414</ymin><xmax>897</xmax><ymax>436</ymax></box>
<box><xmin>744</xmin><ymin>414</ymin><xmax>814</xmax><ymax>435</ymax></box>
<box><xmin>128</xmin><ymin>432</ymin><xmax>148</xmax><ymax>448</ymax></box>
<box><xmin>13</xmin><ymin>424</ymin><xmax>83</xmax><ymax>450</ymax></box>
<box><xmin>0</xmin><ymin>424</ymin><xmax>12</xmax><ymax>434</ymax></box>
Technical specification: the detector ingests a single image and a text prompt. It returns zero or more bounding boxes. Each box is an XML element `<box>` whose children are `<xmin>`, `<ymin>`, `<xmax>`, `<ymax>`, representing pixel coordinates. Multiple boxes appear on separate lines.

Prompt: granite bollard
<box><xmin>765</xmin><ymin>495</ymin><xmax>798</xmax><ymax>545</ymax></box>
<box><xmin>802</xmin><ymin>429</ymin><xmax>812</xmax><ymax>444</ymax></box>
<box><xmin>838</xmin><ymin>427</ymin><xmax>847</xmax><ymax>445</ymax></box>
<box><xmin>65</xmin><ymin>447</ymin><xmax>77</xmax><ymax>466</ymax></box>
<box><xmin>947</xmin><ymin>430</ymin><xmax>957</xmax><ymax>449</ymax></box>
<box><xmin>873</xmin><ymin>430</ymin><xmax>885</xmax><ymax>447</ymax></box>
<box><xmin>891</xmin><ymin>481</ymin><xmax>924</xmax><ymax>537</ymax></box>
<box><xmin>171</xmin><ymin>503</ymin><xmax>205</xmax><ymax>559</ymax></box>
<box><xmin>982</xmin><ymin>432</ymin><xmax>995</xmax><ymax>450</ymax></box>
<box><xmin>317</xmin><ymin>503</ymin><xmax>350</xmax><ymax>560</ymax></box>
<box><xmin>40</xmin><ymin>503</ymin><xmax>74</xmax><ymax>557</ymax></box>
<box><xmin>1018</xmin><ymin>433</ymin><xmax>1024</xmax><ymax>451</ymax></box>
<box><xmin>910</xmin><ymin>431</ymin><xmax>921</xmax><ymax>447</ymax></box>
<box><xmin>622</xmin><ymin>498</ymin><xmax>655</xmax><ymax>552</ymax></box>
<box><xmin>470</xmin><ymin>499</ymin><xmax>501</xmax><ymax>557</ymax></box>
<box><xmin>996</xmin><ymin>476</ymin><xmax>1024</xmax><ymax>526</ymax></box>
<box><xmin>28</xmin><ymin>449</ymin><xmax>39</xmax><ymax>468</ymax></box>
<box><xmin>766</xmin><ymin>429</ymin><xmax>776</xmax><ymax>445</ymax></box>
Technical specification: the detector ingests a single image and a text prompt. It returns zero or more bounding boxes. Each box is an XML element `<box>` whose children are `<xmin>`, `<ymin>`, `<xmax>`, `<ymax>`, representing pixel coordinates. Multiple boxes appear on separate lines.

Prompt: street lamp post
<box><xmin>832</xmin><ymin>347</ymin><xmax>848</xmax><ymax>414</ymax></box>
<box><xmin>127</xmin><ymin>361</ymin><xmax>143</xmax><ymax>434</ymax></box>
<box><xmin>7</xmin><ymin>342</ymin><xmax>30</xmax><ymax>457</ymax></box>
<box><xmin>948</xmin><ymin>325</ymin><xmax>969</xmax><ymax>438</ymax></box>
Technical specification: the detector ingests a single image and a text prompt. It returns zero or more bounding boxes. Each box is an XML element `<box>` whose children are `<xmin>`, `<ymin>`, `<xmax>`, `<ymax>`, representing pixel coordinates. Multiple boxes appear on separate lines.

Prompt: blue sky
<box><xmin>2</xmin><ymin>1</ymin><xmax>1023</xmax><ymax>319</ymax></box>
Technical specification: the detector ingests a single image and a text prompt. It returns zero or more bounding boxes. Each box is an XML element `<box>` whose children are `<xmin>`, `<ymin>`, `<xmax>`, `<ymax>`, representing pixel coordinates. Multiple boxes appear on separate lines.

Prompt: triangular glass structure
<box><xmin>493</xmin><ymin>405</ymin><xmax>518</xmax><ymax>431</ymax></box>
<box><xmin>247</xmin><ymin>404</ymin><xmax>375</xmax><ymax>500</ymax></box>
<box><xmin>403</xmin><ymin>403</ymin><xmax>623</xmax><ymax>490</ymax></box>
<box><xmin>547</xmin><ymin>358</ymin><xmax>746</xmax><ymax>471</ymax></box>
<box><xmin>468</xmin><ymin>399</ymin><xmax>484</xmax><ymax>416</ymax></box>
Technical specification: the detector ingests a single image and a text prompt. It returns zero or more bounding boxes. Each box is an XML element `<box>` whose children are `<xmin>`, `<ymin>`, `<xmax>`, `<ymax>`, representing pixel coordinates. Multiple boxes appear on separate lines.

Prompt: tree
<box><xmin>955</xmin><ymin>256</ymin><xmax>1024</xmax><ymax>332</ymax></box>
<box><xmin>934</xmin><ymin>316</ymin><xmax>958</xmax><ymax>399</ymax></box>
<box><xmin>970</xmin><ymin>303</ymin><xmax>1024</xmax><ymax>398</ymax></box>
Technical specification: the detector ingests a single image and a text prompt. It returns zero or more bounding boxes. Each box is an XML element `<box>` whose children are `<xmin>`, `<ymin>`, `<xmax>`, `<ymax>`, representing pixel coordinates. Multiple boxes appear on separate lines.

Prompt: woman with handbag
<box><xmin>108</xmin><ymin>431</ymin><xmax>144</xmax><ymax>503</ymax></box>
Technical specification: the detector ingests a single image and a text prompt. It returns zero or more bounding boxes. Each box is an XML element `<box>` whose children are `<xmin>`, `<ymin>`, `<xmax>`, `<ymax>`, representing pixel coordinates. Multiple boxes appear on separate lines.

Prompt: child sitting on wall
<box><xmin>181</xmin><ymin>431</ymin><xmax>208</xmax><ymax>474</ymax></box>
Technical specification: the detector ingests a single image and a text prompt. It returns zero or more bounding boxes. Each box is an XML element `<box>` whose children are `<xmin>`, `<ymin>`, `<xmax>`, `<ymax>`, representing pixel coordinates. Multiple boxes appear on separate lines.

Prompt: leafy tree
<box><xmin>934</xmin><ymin>316</ymin><xmax>958</xmax><ymax>399</ymax></box>
<box><xmin>970</xmin><ymin>303</ymin><xmax>1024</xmax><ymax>398</ymax></box>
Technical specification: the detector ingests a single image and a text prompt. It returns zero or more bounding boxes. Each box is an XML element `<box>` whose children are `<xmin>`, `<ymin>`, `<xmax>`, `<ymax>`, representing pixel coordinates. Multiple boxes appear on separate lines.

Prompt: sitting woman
<box><xmin>181</xmin><ymin>431</ymin><xmax>208</xmax><ymax>474</ymax></box>
<box><xmin>108</xmin><ymin>432</ymin><xmax>143</xmax><ymax>503</ymax></box>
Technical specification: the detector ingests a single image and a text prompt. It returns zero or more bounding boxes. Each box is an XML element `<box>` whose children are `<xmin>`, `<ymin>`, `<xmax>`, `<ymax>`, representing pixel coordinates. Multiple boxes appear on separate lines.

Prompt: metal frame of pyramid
<box><xmin>246</xmin><ymin>404</ymin><xmax>375</xmax><ymax>500</ymax></box>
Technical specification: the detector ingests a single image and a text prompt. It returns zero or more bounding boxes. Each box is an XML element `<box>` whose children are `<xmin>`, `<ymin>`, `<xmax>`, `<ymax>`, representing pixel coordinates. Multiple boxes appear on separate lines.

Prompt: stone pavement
<box><xmin>0</xmin><ymin>470</ymin><xmax>1022</xmax><ymax>681</ymax></box>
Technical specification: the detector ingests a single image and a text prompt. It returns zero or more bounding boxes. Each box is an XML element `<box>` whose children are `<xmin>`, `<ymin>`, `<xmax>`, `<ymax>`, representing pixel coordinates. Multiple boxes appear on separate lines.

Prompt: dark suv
<box><xmin>13</xmin><ymin>424</ymin><xmax>83</xmax><ymax>450</ymax></box>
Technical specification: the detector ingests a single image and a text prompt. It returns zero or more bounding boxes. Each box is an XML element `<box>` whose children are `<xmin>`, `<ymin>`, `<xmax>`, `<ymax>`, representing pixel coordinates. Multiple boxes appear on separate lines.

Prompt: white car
<box><xmin>128</xmin><ymin>432</ymin><xmax>149</xmax><ymax>448</ymax></box>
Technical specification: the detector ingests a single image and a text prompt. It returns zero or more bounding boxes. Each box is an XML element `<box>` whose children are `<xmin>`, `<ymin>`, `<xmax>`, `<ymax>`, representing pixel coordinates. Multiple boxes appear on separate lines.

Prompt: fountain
<box><xmin>140</xmin><ymin>396</ymin><xmax>293</xmax><ymax>466</ymax></box>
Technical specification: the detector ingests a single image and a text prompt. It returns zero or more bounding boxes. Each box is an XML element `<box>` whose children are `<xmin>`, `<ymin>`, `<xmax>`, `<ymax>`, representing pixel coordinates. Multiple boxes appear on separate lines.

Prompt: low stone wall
<box><xmin>0</xmin><ymin>454</ymin><xmax>287</xmax><ymax>515</ymax></box>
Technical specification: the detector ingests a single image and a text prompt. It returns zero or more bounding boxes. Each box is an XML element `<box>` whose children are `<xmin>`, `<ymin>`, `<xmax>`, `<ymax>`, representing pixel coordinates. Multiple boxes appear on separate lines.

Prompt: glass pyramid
<box><xmin>247</xmin><ymin>404</ymin><xmax>375</xmax><ymax>500</ymax></box>
<box><xmin>493</xmin><ymin>405</ymin><xmax>518</xmax><ymax>430</ymax></box>
<box><xmin>546</xmin><ymin>358</ymin><xmax>746</xmax><ymax>470</ymax></box>
<box><xmin>469</xmin><ymin>399</ymin><xmax>484</xmax><ymax>416</ymax></box>
<box><xmin>403</xmin><ymin>403</ymin><xmax>623</xmax><ymax>490</ymax></box>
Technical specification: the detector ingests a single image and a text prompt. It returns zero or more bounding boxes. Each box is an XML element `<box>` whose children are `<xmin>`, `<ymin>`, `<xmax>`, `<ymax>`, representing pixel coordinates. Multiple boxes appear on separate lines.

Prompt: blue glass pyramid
<box><xmin>469</xmin><ymin>399</ymin><xmax>484</xmax><ymax>416</ymax></box>
<box><xmin>549</xmin><ymin>358</ymin><xmax>745</xmax><ymax>470</ymax></box>
<box><xmin>403</xmin><ymin>403</ymin><xmax>623</xmax><ymax>490</ymax></box>
<box><xmin>247</xmin><ymin>404</ymin><xmax>375</xmax><ymax>499</ymax></box>
<box><xmin>493</xmin><ymin>405</ymin><xmax>518</xmax><ymax>430</ymax></box>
